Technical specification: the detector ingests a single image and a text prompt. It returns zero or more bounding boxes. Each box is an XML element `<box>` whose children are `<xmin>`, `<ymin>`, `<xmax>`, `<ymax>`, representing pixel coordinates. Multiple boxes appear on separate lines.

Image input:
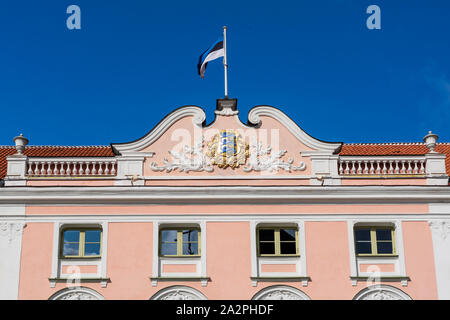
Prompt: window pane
<box><xmin>161</xmin><ymin>230</ymin><xmax>178</xmax><ymax>242</ymax></box>
<box><xmin>376</xmin><ymin>229</ymin><xmax>392</xmax><ymax>241</ymax></box>
<box><xmin>182</xmin><ymin>242</ymin><xmax>199</xmax><ymax>255</ymax></box>
<box><xmin>161</xmin><ymin>242</ymin><xmax>177</xmax><ymax>255</ymax></box>
<box><xmin>355</xmin><ymin>241</ymin><xmax>372</xmax><ymax>254</ymax></box>
<box><xmin>354</xmin><ymin>229</ymin><xmax>371</xmax><ymax>241</ymax></box>
<box><xmin>64</xmin><ymin>230</ymin><xmax>80</xmax><ymax>242</ymax></box>
<box><xmin>259</xmin><ymin>242</ymin><xmax>275</xmax><ymax>254</ymax></box>
<box><xmin>259</xmin><ymin>229</ymin><xmax>274</xmax><ymax>241</ymax></box>
<box><xmin>63</xmin><ymin>243</ymin><xmax>79</xmax><ymax>256</ymax></box>
<box><xmin>377</xmin><ymin>242</ymin><xmax>393</xmax><ymax>254</ymax></box>
<box><xmin>85</xmin><ymin>230</ymin><xmax>101</xmax><ymax>242</ymax></box>
<box><xmin>182</xmin><ymin>229</ymin><xmax>198</xmax><ymax>242</ymax></box>
<box><xmin>280</xmin><ymin>242</ymin><xmax>296</xmax><ymax>254</ymax></box>
<box><xmin>84</xmin><ymin>243</ymin><xmax>101</xmax><ymax>256</ymax></box>
<box><xmin>280</xmin><ymin>229</ymin><xmax>296</xmax><ymax>241</ymax></box>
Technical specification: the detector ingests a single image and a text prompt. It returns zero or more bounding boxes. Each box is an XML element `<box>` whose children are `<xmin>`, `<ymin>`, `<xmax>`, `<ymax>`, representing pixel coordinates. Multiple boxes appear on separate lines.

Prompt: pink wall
<box><xmin>26</xmin><ymin>203</ymin><xmax>429</xmax><ymax>215</ymax></box>
<box><xmin>401</xmin><ymin>221</ymin><xmax>438</xmax><ymax>299</ymax></box>
<box><xmin>104</xmin><ymin>222</ymin><xmax>153</xmax><ymax>299</ymax></box>
<box><xmin>17</xmin><ymin>220</ymin><xmax>438</xmax><ymax>299</ymax></box>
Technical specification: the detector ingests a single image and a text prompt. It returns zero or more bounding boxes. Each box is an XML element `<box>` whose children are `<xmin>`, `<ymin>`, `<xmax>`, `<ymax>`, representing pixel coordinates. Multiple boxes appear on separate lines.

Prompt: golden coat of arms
<box><xmin>206</xmin><ymin>130</ymin><xmax>249</xmax><ymax>168</ymax></box>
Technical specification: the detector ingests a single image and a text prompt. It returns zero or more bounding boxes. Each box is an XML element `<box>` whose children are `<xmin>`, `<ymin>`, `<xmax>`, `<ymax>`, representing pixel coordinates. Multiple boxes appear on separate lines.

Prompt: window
<box><xmin>160</xmin><ymin>228</ymin><xmax>200</xmax><ymax>257</ymax></box>
<box><xmin>257</xmin><ymin>227</ymin><xmax>298</xmax><ymax>256</ymax></box>
<box><xmin>61</xmin><ymin>228</ymin><xmax>102</xmax><ymax>258</ymax></box>
<box><xmin>354</xmin><ymin>227</ymin><xmax>396</xmax><ymax>256</ymax></box>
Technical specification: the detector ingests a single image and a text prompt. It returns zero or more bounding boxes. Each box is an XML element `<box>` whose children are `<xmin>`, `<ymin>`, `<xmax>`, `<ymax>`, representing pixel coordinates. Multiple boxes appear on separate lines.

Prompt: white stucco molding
<box><xmin>0</xmin><ymin>221</ymin><xmax>26</xmax><ymax>299</ymax></box>
<box><xmin>247</xmin><ymin>106</ymin><xmax>342</xmax><ymax>154</ymax></box>
<box><xmin>353</xmin><ymin>285</ymin><xmax>412</xmax><ymax>300</ymax></box>
<box><xmin>49</xmin><ymin>287</ymin><xmax>105</xmax><ymax>300</ymax></box>
<box><xmin>428</xmin><ymin>219</ymin><xmax>450</xmax><ymax>299</ymax></box>
<box><xmin>252</xmin><ymin>285</ymin><xmax>310</xmax><ymax>300</ymax></box>
<box><xmin>150</xmin><ymin>285</ymin><xmax>207</xmax><ymax>300</ymax></box>
<box><xmin>111</xmin><ymin>106</ymin><xmax>206</xmax><ymax>155</ymax></box>
<box><xmin>2</xmin><ymin>186</ymin><xmax>450</xmax><ymax>205</ymax></box>
<box><xmin>4</xmin><ymin>154</ymin><xmax>28</xmax><ymax>186</ymax></box>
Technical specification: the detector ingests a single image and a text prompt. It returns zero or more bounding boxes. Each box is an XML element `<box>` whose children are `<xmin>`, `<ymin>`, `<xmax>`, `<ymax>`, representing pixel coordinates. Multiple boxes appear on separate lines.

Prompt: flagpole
<box><xmin>223</xmin><ymin>26</ymin><xmax>228</xmax><ymax>99</ymax></box>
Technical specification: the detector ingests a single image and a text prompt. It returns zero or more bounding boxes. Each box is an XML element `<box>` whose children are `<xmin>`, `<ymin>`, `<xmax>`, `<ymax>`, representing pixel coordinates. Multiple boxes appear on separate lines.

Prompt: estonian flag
<box><xmin>197</xmin><ymin>38</ymin><xmax>224</xmax><ymax>78</ymax></box>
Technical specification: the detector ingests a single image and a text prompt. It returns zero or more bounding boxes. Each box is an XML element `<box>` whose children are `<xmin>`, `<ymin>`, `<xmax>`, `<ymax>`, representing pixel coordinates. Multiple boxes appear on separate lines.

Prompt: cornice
<box><xmin>1</xmin><ymin>186</ymin><xmax>450</xmax><ymax>204</ymax></box>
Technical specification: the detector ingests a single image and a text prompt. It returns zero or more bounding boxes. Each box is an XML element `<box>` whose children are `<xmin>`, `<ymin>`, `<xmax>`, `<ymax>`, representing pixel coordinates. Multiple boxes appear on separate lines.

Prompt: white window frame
<box><xmin>50</xmin><ymin>221</ymin><xmax>109</xmax><ymax>288</ymax></box>
<box><xmin>347</xmin><ymin>220</ymin><xmax>408</xmax><ymax>286</ymax></box>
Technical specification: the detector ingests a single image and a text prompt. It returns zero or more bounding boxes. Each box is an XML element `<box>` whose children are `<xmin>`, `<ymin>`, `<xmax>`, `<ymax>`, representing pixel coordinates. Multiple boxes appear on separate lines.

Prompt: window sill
<box><xmin>250</xmin><ymin>276</ymin><xmax>310</xmax><ymax>287</ymax></box>
<box><xmin>48</xmin><ymin>277</ymin><xmax>110</xmax><ymax>288</ymax></box>
<box><xmin>257</xmin><ymin>255</ymin><xmax>300</xmax><ymax>258</ymax></box>
<box><xmin>159</xmin><ymin>255</ymin><xmax>201</xmax><ymax>258</ymax></box>
<box><xmin>150</xmin><ymin>276</ymin><xmax>210</xmax><ymax>287</ymax></box>
<box><xmin>356</xmin><ymin>254</ymin><xmax>398</xmax><ymax>258</ymax></box>
<box><xmin>350</xmin><ymin>276</ymin><xmax>410</xmax><ymax>287</ymax></box>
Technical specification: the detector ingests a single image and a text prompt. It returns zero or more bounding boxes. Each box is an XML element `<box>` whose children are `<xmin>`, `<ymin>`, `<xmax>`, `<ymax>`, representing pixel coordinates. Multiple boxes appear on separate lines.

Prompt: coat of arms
<box><xmin>206</xmin><ymin>130</ymin><xmax>249</xmax><ymax>168</ymax></box>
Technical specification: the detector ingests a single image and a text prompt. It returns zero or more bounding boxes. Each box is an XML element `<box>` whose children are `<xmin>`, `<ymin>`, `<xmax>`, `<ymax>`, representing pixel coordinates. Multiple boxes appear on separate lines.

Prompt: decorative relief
<box><xmin>151</xmin><ymin>286</ymin><xmax>207</xmax><ymax>300</ymax></box>
<box><xmin>429</xmin><ymin>220</ymin><xmax>450</xmax><ymax>240</ymax></box>
<box><xmin>150</xmin><ymin>137</ymin><xmax>213</xmax><ymax>173</ymax></box>
<box><xmin>49</xmin><ymin>287</ymin><xmax>104</xmax><ymax>300</ymax></box>
<box><xmin>243</xmin><ymin>143</ymin><xmax>306</xmax><ymax>172</ymax></box>
<box><xmin>206</xmin><ymin>130</ymin><xmax>249</xmax><ymax>169</ymax></box>
<box><xmin>258</xmin><ymin>290</ymin><xmax>304</xmax><ymax>300</ymax></box>
<box><xmin>354</xmin><ymin>286</ymin><xmax>411</xmax><ymax>300</ymax></box>
<box><xmin>360</xmin><ymin>290</ymin><xmax>402</xmax><ymax>300</ymax></box>
<box><xmin>0</xmin><ymin>222</ymin><xmax>25</xmax><ymax>244</ymax></box>
<box><xmin>150</xmin><ymin>133</ymin><xmax>307</xmax><ymax>173</ymax></box>
<box><xmin>58</xmin><ymin>292</ymin><xmax>99</xmax><ymax>300</ymax></box>
<box><xmin>252</xmin><ymin>286</ymin><xmax>310</xmax><ymax>300</ymax></box>
<box><xmin>159</xmin><ymin>290</ymin><xmax>197</xmax><ymax>300</ymax></box>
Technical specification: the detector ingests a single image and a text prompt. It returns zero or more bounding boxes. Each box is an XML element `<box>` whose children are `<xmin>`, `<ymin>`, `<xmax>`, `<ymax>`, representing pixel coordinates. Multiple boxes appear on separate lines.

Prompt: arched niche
<box><xmin>150</xmin><ymin>285</ymin><xmax>207</xmax><ymax>300</ymax></box>
<box><xmin>252</xmin><ymin>285</ymin><xmax>310</xmax><ymax>300</ymax></box>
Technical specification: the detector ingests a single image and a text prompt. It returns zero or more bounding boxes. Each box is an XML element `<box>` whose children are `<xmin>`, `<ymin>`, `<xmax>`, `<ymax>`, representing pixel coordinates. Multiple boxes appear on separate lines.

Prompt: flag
<box><xmin>197</xmin><ymin>38</ymin><xmax>224</xmax><ymax>78</ymax></box>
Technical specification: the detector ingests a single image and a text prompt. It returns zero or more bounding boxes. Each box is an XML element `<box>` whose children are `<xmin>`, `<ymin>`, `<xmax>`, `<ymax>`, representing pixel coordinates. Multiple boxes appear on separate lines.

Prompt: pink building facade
<box><xmin>1</xmin><ymin>99</ymin><xmax>449</xmax><ymax>300</ymax></box>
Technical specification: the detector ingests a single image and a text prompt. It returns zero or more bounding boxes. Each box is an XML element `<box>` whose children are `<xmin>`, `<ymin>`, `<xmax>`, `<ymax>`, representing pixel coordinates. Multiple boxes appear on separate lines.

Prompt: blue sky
<box><xmin>1</xmin><ymin>0</ymin><xmax>449</xmax><ymax>146</ymax></box>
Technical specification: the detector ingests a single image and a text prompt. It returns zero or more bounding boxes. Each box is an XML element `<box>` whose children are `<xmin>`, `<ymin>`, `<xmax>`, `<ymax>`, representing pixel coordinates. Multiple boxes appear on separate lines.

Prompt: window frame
<box><xmin>257</xmin><ymin>227</ymin><xmax>299</xmax><ymax>257</ymax></box>
<box><xmin>354</xmin><ymin>226</ymin><xmax>397</xmax><ymax>257</ymax></box>
<box><xmin>159</xmin><ymin>227</ymin><xmax>201</xmax><ymax>257</ymax></box>
<box><xmin>60</xmin><ymin>227</ymin><xmax>103</xmax><ymax>259</ymax></box>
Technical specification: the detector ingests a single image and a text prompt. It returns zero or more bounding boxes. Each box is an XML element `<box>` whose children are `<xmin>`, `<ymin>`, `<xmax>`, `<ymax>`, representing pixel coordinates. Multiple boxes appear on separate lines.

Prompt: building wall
<box><xmin>16</xmin><ymin>204</ymin><xmax>440</xmax><ymax>299</ymax></box>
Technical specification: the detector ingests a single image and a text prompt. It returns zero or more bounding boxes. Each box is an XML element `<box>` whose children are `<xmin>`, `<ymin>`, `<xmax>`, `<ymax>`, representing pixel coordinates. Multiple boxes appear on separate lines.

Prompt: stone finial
<box><xmin>423</xmin><ymin>131</ymin><xmax>438</xmax><ymax>153</ymax></box>
<box><xmin>13</xmin><ymin>134</ymin><xmax>29</xmax><ymax>154</ymax></box>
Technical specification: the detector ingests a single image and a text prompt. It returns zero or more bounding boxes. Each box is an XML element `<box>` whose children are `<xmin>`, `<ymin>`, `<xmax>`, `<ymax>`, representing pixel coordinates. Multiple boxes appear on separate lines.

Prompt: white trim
<box><xmin>152</xmin><ymin>220</ymin><xmax>207</xmax><ymax>287</ymax></box>
<box><xmin>50</xmin><ymin>221</ymin><xmax>108</xmax><ymax>287</ymax></box>
<box><xmin>11</xmin><ymin>214</ymin><xmax>450</xmax><ymax>223</ymax></box>
<box><xmin>3</xmin><ymin>186</ymin><xmax>450</xmax><ymax>204</ymax></box>
<box><xmin>111</xmin><ymin>106</ymin><xmax>206</xmax><ymax>155</ymax></box>
<box><xmin>0</xmin><ymin>205</ymin><xmax>25</xmax><ymax>217</ymax></box>
<box><xmin>247</xmin><ymin>106</ymin><xmax>341</xmax><ymax>153</ymax></box>
<box><xmin>349</xmin><ymin>220</ymin><xmax>408</xmax><ymax>286</ymax></box>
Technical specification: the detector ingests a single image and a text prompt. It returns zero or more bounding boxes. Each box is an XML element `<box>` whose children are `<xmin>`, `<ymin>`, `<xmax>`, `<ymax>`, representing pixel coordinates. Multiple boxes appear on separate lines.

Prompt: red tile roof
<box><xmin>0</xmin><ymin>146</ymin><xmax>115</xmax><ymax>179</ymax></box>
